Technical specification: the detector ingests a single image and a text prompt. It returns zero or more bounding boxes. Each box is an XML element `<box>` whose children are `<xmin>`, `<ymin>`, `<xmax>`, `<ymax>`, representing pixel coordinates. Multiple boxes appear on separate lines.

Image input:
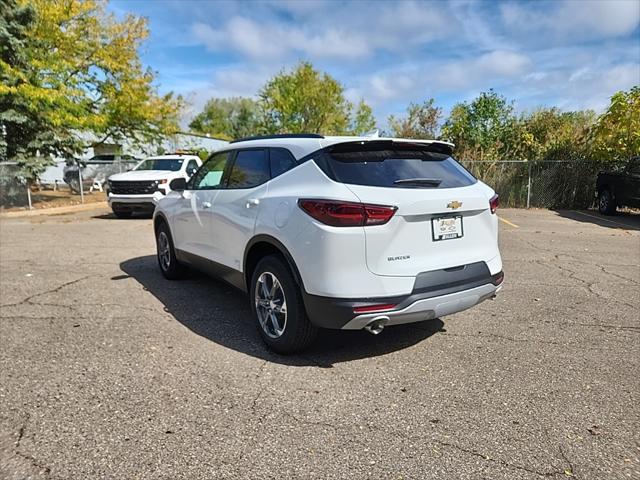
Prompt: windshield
<box><xmin>135</xmin><ymin>158</ymin><xmax>184</xmax><ymax>172</ymax></box>
<box><xmin>320</xmin><ymin>145</ymin><xmax>476</xmax><ymax>189</ymax></box>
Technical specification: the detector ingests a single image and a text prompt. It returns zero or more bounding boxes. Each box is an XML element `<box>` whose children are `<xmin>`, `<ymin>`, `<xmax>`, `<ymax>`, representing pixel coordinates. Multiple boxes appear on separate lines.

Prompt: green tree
<box><xmin>258</xmin><ymin>62</ymin><xmax>375</xmax><ymax>135</ymax></box>
<box><xmin>441</xmin><ymin>90</ymin><xmax>518</xmax><ymax>160</ymax></box>
<box><xmin>0</xmin><ymin>0</ymin><xmax>74</xmax><ymax>179</ymax></box>
<box><xmin>350</xmin><ymin>100</ymin><xmax>376</xmax><ymax>135</ymax></box>
<box><xmin>520</xmin><ymin>108</ymin><xmax>596</xmax><ymax>160</ymax></box>
<box><xmin>592</xmin><ymin>86</ymin><xmax>640</xmax><ymax>163</ymax></box>
<box><xmin>0</xmin><ymin>0</ymin><xmax>184</xmax><ymax>181</ymax></box>
<box><xmin>189</xmin><ymin>97</ymin><xmax>262</xmax><ymax>141</ymax></box>
<box><xmin>387</xmin><ymin>99</ymin><xmax>442</xmax><ymax>139</ymax></box>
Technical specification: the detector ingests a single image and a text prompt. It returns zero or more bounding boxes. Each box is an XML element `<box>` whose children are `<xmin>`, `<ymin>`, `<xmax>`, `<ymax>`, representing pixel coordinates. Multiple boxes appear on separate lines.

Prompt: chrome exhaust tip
<box><xmin>364</xmin><ymin>316</ymin><xmax>389</xmax><ymax>335</ymax></box>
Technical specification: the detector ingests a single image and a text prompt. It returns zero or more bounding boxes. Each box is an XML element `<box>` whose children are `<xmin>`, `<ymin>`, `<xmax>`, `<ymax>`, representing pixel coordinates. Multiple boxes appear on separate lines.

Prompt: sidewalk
<box><xmin>0</xmin><ymin>201</ymin><xmax>109</xmax><ymax>218</ymax></box>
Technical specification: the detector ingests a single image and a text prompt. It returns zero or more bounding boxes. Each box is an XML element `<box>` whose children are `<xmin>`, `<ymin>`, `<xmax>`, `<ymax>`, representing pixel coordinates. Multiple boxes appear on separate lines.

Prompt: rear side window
<box><xmin>269</xmin><ymin>148</ymin><xmax>297</xmax><ymax>178</ymax></box>
<box><xmin>319</xmin><ymin>144</ymin><xmax>476</xmax><ymax>189</ymax></box>
<box><xmin>227</xmin><ymin>149</ymin><xmax>270</xmax><ymax>189</ymax></box>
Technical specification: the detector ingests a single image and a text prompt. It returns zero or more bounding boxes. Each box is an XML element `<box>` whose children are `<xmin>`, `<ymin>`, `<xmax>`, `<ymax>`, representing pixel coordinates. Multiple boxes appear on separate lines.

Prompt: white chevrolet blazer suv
<box><xmin>107</xmin><ymin>154</ymin><xmax>202</xmax><ymax>218</ymax></box>
<box><xmin>153</xmin><ymin>134</ymin><xmax>503</xmax><ymax>353</ymax></box>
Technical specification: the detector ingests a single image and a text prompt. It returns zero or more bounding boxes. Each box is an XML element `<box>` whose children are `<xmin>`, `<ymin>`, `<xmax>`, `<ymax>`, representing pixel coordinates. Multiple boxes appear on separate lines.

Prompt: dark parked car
<box><xmin>596</xmin><ymin>157</ymin><xmax>640</xmax><ymax>215</ymax></box>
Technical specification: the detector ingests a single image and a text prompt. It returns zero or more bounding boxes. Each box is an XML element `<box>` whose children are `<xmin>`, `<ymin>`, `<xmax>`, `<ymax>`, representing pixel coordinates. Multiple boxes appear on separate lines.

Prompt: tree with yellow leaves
<box><xmin>0</xmin><ymin>0</ymin><xmax>183</xmax><ymax>180</ymax></box>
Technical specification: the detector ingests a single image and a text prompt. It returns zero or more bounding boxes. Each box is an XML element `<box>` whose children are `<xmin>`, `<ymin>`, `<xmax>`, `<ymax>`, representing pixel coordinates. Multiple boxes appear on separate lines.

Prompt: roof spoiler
<box><xmin>329</xmin><ymin>139</ymin><xmax>455</xmax><ymax>156</ymax></box>
<box><xmin>230</xmin><ymin>133</ymin><xmax>324</xmax><ymax>144</ymax></box>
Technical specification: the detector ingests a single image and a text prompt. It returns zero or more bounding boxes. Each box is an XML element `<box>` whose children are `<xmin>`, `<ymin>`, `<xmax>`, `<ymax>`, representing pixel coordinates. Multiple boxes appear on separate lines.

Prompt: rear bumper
<box><xmin>302</xmin><ymin>265</ymin><xmax>503</xmax><ymax>329</ymax></box>
<box><xmin>342</xmin><ymin>282</ymin><xmax>501</xmax><ymax>330</ymax></box>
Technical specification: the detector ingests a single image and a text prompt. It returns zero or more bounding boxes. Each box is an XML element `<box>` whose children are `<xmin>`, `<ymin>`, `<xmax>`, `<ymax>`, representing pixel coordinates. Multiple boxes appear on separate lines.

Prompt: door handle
<box><xmin>246</xmin><ymin>198</ymin><xmax>260</xmax><ymax>208</ymax></box>
<box><xmin>202</xmin><ymin>201</ymin><xmax>212</xmax><ymax>209</ymax></box>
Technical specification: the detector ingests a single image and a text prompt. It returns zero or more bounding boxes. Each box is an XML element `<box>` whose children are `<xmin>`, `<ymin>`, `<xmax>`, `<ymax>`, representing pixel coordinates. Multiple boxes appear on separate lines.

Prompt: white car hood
<box><xmin>109</xmin><ymin>170</ymin><xmax>178</xmax><ymax>181</ymax></box>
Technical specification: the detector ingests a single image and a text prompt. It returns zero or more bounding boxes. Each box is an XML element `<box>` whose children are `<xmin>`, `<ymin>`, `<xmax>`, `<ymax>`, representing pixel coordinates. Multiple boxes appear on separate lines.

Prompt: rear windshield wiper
<box><xmin>393</xmin><ymin>178</ymin><xmax>442</xmax><ymax>187</ymax></box>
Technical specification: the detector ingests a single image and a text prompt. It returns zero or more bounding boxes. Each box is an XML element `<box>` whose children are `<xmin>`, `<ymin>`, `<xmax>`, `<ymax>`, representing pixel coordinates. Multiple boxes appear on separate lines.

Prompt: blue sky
<box><xmin>109</xmin><ymin>0</ymin><xmax>640</xmax><ymax>127</ymax></box>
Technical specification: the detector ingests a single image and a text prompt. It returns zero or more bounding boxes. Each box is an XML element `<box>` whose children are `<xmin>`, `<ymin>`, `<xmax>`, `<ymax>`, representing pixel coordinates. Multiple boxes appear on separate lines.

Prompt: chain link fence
<box><xmin>2</xmin><ymin>158</ymin><xmax>602</xmax><ymax>210</ymax></box>
<box><xmin>461</xmin><ymin>159</ymin><xmax>602</xmax><ymax>209</ymax></box>
<box><xmin>1</xmin><ymin>158</ymin><xmax>138</xmax><ymax>209</ymax></box>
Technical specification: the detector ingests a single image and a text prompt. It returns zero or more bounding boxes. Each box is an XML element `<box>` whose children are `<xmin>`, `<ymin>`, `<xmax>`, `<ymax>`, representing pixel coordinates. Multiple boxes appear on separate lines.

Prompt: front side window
<box><xmin>189</xmin><ymin>152</ymin><xmax>229</xmax><ymax>189</ymax></box>
<box><xmin>136</xmin><ymin>158</ymin><xmax>184</xmax><ymax>172</ymax></box>
<box><xmin>226</xmin><ymin>149</ymin><xmax>270</xmax><ymax>189</ymax></box>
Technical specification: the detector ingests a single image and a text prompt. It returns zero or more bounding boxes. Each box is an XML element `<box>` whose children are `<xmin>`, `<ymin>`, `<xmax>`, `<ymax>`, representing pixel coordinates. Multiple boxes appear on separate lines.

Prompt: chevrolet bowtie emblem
<box><xmin>447</xmin><ymin>201</ymin><xmax>463</xmax><ymax>210</ymax></box>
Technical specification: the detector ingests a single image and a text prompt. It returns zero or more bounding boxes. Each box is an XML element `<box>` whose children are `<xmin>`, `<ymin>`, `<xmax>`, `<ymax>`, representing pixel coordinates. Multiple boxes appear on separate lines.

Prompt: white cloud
<box><xmin>192</xmin><ymin>17</ymin><xmax>370</xmax><ymax>59</ymax></box>
<box><xmin>135</xmin><ymin>0</ymin><xmax>639</xmax><ymax>127</ymax></box>
<box><xmin>501</xmin><ymin>0</ymin><xmax>640</xmax><ymax>41</ymax></box>
<box><xmin>190</xmin><ymin>1</ymin><xmax>457</xmax><ymax>61</ymax></box>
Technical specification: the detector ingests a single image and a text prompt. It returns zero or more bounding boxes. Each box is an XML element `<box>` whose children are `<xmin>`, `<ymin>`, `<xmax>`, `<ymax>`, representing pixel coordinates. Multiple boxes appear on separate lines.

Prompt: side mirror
<box><xmin>169</xmin><ymin>177</ymin><xmax>187</xmax><ymax>191</ymax></box>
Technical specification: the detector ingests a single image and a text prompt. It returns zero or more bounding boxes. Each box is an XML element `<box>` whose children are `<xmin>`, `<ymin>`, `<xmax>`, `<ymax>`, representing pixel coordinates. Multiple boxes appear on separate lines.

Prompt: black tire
<box><xmin>112</xmin><ymin>209</ymin><xmax>132</xmax><ymax>219</ymax></box>
<box><xmin>67</xmin><ymin>175</ymin><xmax>81</xmax><ymax>194</ymax></box>
<box><xmin>598</xmin><ymin>189</ymin><xmax>616</xmax><ymax>215</ymax></box>
<box><xmin>250</xmin><ymin>255</ymin><xmax>317</xmax><ymax>354</ymax></box>
<box><xmin>155</xmin><ymin>221</ymin><xmax>186</xmax><ymax>280</ymax></box>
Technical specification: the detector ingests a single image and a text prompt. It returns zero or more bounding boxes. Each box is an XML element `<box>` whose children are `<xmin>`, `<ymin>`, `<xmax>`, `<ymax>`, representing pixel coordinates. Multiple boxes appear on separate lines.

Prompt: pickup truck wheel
<box><xmin>67</xmin><ymin>175</ymin><xmax>81</xmax><ymax>194</ymax></box>
<box><xmin>156</xmin><ymin>222</ymin><xmax>186</xmax><ymax>279</ymax></box>
<box><xmin>250</xmin><ymin>255</ymin><xmax>317</xmax><ymax>354</ymax></box>
<box><xmin>598</xmin><ymin>189</ymin><xmax>616</xmax><ymax>215</ymax></box>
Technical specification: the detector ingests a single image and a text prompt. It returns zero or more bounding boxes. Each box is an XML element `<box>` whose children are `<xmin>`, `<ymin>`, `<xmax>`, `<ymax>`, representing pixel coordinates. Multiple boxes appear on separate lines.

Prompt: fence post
<box><xmin>526</xmin><ymin>160</ymin><xmax>532</xmax><ymax>209</ymax></box>
<box><xmin>78</xmin><ymin>159</ymin><xmax>84</xmax><ymax>204</ymax></box>
<box><xmin>26</xmin><ymin>182</ymin><xmax>32</xmax><ymax>210</ymax></box>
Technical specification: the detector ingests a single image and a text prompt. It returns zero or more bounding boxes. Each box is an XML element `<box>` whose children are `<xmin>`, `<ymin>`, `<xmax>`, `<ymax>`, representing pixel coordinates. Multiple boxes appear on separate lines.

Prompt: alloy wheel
<box><xmin>255</xmin><ymin>272</ymin><xmax>287</xmax><ymax>339</ymax></box>
<box><xmin>157</xmin><ymin>231</ymin><xmax>171</xmax><ymax>271</ymax></box>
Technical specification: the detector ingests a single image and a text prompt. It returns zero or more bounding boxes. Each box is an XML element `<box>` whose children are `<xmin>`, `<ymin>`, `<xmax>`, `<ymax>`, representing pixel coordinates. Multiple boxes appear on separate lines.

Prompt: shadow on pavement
<box><xmin>554</xmin><ymin>209</ymin><xmax>640</xmax><ymax>231</ymax></box>
<box><xmin>92</xmin><ymin>212</ymin><xmax>154</xmax><ymax>220</ymax></box>
<box><xmin>119</xmin><ymin>255</ymin><xmax>444</xmax><ymax>367</ymax></box>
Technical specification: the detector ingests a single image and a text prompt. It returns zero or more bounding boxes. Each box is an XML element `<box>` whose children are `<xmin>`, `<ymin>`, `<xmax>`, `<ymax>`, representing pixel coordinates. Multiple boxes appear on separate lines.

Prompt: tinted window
<box><xmin>270</xmin><ymin>148</ymin><xmax>297</xmax><ymax>178</ymax></box>
<box><xmin>185</xmin><ymin>160</ymin><xmax>199</xmax><ymax>176</ymax></box>
<box><xmin>190</xmin><ymin>152</ymin><xmax>229</xmax><ymax>189</ymax></box>
<box><xmin>321</xmin><ymin>145</ymin><xmax>476</xmax><ymax>189</ymax></box>
<box><xmin>136</xmin><ymin>158</ymin><xmax>184</xmax><ymax>171</ymax></box>
<box><xmin>227</xmin><ymin>149</ymin><xmax>269</xmax><ymax>189</ymax></box>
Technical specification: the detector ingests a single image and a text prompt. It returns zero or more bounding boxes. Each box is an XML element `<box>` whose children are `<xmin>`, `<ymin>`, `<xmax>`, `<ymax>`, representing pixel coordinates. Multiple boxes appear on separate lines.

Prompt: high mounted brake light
<box><xmin>298</xmin><ymin>199</ymin><xmax>397</xmax><ymax>227</ymax></box>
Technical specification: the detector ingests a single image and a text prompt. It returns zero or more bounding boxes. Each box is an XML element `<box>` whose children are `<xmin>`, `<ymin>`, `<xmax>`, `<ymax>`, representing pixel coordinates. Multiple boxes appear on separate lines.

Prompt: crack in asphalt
<box><xmin>10</xmin><ymin>413</ymin><xmax>53</xmax><ymax>479</ymax></box>
<box><xmin>250</xmin><ymin>360</ymin><xmax>269</xmax><ymax>421</ymax></box>
<box><xmin>432</xmin><ymin>439</ymin><xmax>570</xmax><ymax>478</ymax></box>
<box><xmin>15</xmin><ymin>414</ymin><xmax>29</xmax><ymax>449</ymax></box>
<box><xmin>13</xmin><ymin>450</ymin><xmax>52</xmax><ymax>478</ymax></box>
<box><xmin>558</xmin><ymin>444</ymin><xmax>576</xmax><ymax>478</ymax></box>
<box><xmin>442</xmin><ymin>331</ymin><xmax>566</xmax><ymax>346</ymax></box>
<box><xmin>0</xmin><ymin>275</ymin><xmax>96</xmax><ymax>309</ymax></box>
<box><xmin>534</xmin><ymin>259</ymin><xmax>638</xmax><ymax>311</ymax></box>
<box><xmin>595</xmin><ymin>264</ymin><xmax>640</xmax><ymax>286</ymax></box>
<box><xmin>569</xmin><ymin>322</ymin><xmax>640</xmax><ymax>332</ymax></box>
<box><xmin>274</xmin><ymin>411</ymin><xmax>574</xmax><ymax>478</ymax></box>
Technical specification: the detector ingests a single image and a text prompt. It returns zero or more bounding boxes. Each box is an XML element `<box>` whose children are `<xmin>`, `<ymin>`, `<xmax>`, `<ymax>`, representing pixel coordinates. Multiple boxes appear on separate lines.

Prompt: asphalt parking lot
<box><xmin>0</xmin><ymin>207</ymin><xmax>638</xmax><ymax>479</ymax></box>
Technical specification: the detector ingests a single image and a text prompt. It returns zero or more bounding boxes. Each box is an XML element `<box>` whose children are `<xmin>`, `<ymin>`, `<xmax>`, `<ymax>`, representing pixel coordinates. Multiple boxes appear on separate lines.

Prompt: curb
<box><xmin>0</xmin><ymin>201</ymin><xmax>109</xmax><ymax>218</ymax></box>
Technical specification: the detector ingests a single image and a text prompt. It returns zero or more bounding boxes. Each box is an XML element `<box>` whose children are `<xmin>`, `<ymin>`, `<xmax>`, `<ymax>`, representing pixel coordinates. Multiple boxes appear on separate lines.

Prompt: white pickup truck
<box><xmin>107</xmin><ymin>154</ymin><xmax>202</xmax><ymax>218</ymax></box>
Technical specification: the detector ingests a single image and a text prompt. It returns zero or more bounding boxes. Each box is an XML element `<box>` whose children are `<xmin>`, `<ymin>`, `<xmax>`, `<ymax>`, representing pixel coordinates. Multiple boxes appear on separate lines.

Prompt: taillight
<box><xmin>489</xmin><ymin>194</ymin><xmax>499</xmax><ymax>214</ymax></box>
<box><xmin>298</xmin><ymin>199</ymin><xmax>397</xmax><ymax>227</ymax></box>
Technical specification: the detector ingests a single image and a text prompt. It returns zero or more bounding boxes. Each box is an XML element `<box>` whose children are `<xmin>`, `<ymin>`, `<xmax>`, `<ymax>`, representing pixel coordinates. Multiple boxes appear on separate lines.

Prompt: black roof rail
<box><xmin>230</xmin><ymin>133</ymin><xmax>324</xmax><ymax>144</ymax></box>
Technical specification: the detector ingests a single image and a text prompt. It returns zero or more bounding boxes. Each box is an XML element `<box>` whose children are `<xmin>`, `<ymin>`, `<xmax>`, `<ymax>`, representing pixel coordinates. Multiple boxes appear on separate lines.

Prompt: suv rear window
<box><xmin>318</xmin><ymin>143</ymin><xmax>476</xmax><ymax>189</ymax></box>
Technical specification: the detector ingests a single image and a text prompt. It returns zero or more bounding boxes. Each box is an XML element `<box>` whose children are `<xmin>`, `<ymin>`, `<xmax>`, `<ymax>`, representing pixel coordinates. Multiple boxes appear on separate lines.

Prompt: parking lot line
<box><xmin>498</xmin><ymin>216</ymin><xmax>519</xmax><ymax>228</ymax></box>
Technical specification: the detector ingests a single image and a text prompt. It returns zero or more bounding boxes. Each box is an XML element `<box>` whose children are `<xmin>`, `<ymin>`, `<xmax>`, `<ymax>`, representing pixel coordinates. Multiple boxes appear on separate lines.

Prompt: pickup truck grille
<box><xmin>109</xmin><ymin>180</ymin><xmax>157</xmax><ymax>195</ymax></box>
